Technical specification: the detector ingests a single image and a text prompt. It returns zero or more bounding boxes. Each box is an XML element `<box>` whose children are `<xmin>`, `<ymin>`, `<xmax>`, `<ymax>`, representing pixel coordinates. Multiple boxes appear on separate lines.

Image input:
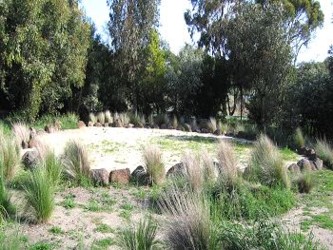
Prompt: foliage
<box><xmin>294</xmin><ymin>127</ymin><xmax>305</xmax><ymax>149</ymax></box>
<box><xmin>296</xmin><ymin>173</ymin><xmax>314</xmax><ymax>194</ymax></box>
<box><xmin>24</xmin><ymin>166</ymin><xmax>55</xmax><ymax>223</ymax></box>
<box><xmin>62</xmin><ymin>141</ymin><xmax>91</xmax><ymax>186</ymax></box>
<box><xmin>42</xmin><ymin>150</ymin><xmax>63</xmax><ymax>187</ymax></box>
<box><xmin>117</xmin><ymin>216</ymin><xmax>160</xmax><ymax>250</ymax></box>
<box><xmin>0</xmin><ymin>0</ymin><xmax>90</xmax><ymax>121</ymax></box>
<box><xmin>32</xmin><ymin>113</ymin><xmax>79</xmax><ymax>130</ymax></box>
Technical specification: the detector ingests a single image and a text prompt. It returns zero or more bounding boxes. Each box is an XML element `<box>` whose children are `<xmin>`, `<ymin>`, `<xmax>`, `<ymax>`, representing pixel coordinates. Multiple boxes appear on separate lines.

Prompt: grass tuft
<box><xmin>314</xmin><ymin>139</ymin><xmax>333</xmax><ymax>169</ymax></box>
<box><xmin>117</xmin><ymin>216</ymin><xmax>159</xmax><ymax>250</ymax></box>
<box><xmin>62</xmin><ymin>141</ymin><xmax>91</xmax><ymax>186</ymax></box>
<box><xmin>296</xmin><ymin>173</ymin><xmax>314</xmax><ymax>193</ymax></box>
<box><xmin>246</xmin><ymin>134</ymin><xmax>290</xmax><ymax>189</ymax></box>
<box><xmin>143</xmin><ymin>145</ymin><xmax>165</xmax><ymax>185</ymax></box>
<box><xmin>12</xmin><ymin>122</ymin><xmax>30</xmax><ymax>148</ymax></box>
<box><xmin>294</xmin><ymin>127</ymin><xmax>305</xmax><ymax>149</ymax></box>
<box><xmin>97</xmin><ymin>112</ymin><xmax>105</xmax><ymax>125</ymax></box>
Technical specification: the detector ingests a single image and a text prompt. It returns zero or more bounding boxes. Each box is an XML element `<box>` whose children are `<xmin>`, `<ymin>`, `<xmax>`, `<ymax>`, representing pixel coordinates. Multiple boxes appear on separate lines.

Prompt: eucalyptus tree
<box><xmin>107</xmin><ymin>0</ymin><xmax>161</xmax><ymax>112</ymax></box>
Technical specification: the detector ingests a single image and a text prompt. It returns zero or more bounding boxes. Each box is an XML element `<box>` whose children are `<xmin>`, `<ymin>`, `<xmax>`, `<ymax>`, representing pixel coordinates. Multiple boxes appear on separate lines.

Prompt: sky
<box><xmin>80</xmin><ymin>0</ymin><xmax>333</xmax><ymax>63</ymax></box>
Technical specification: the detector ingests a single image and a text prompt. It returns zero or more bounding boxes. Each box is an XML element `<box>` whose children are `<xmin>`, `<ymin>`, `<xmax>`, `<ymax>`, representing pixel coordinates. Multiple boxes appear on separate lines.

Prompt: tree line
<box><xmin>0</xmin><ymin>0</ymin><xmax>332</xmax><ymax>138</ymax></box>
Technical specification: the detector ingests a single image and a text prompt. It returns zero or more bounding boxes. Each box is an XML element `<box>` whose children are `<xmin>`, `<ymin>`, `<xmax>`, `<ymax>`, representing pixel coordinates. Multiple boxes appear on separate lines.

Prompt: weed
<box><xmin>95</xmin><ymin>224</ymin><xmax>114</xmax><ymax>234</ymax></box>
<box><xmin>143</xmin><ymin>145</ymin><xmax>165</xmax><ymax>185</ymax></box>
<box><xmin>91</xmin><ymin>237</ymin><xmax>114</xmax><ymax>250</ymax></box>
<box><xmin>24</xmin><ymin>167</ymin><xmax>55</xmax><ymax>223</ymax></box>
<box><xmin>48</xmin><ymin>226</ymin><xmax>64</xmax><ymax>235</ymax></box>
<box><xmin>61</xmin><ymin>194</ymin><xmax>76</xmax><ymax>209</ymax></box>
<box><xmin>0</xmin><ymin>223</ymin><xmax>26</xmax><ymax>250</ymax></box>
<box><xmin>117</xmin><ymin>216</ymin><xmax>160</xmax><ymax>250</ymax></box>
<box><xmin>119</xmin><ymin>209</ymin><xmax>132</xmax><ymax>220</ymax></box>
<box><xmin>62</xmin><ymin>140</ymin><xmax>91</xmax><ymax>186</ymax></box>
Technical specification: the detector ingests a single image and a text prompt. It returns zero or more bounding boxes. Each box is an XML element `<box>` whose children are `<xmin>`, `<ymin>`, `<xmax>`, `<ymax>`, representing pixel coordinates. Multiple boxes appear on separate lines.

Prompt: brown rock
<box><xmin>91</xmin><ymin>168</ymin><xmax>109</xmax><ymax>186</ymax></box>
<box><xmin>22</xmin><ymin>149</ymin><xmax>40</xmax><ymax>170</ymax></box>
<box><xmin>95</xmin><ymin>122</ymin><xmax>102</xmax><ymax>127</ymax></box>
<box><xmin>214</xmin><ymin>129</ymin><xmax>222</xmax><ymax>135</ymax></box>
<box><xmin>288</xmin><ymin>163</ymin><xmax>300</xmax><ymax>173</ymax></box>
<box><xmin>312</xmin><ymin>158</ymin><xmax>323</xmax><ymax>170</ymax></box>
<box><xmin>166</xmin><ymin>163</ymin><xmax>186</xmax><ymax>178</ymax></box>
<box><xmin>110</xmin><ymin>168</ymin><xmax>130</xmax><ymax>185</ymax></box>
<box><xmin>88</xmin><ymin>121</ymin><xmax>94</xmax><ymax>127</ymax></box>
<box><xmin>297</xmin><ymin>159</ymin><xmax>313</xmax><ymax>172</ymax></box>
<box><xmin>78</xmin><ymin>121</ymin><xmax>86</xmax><ymax>128</ymax></box>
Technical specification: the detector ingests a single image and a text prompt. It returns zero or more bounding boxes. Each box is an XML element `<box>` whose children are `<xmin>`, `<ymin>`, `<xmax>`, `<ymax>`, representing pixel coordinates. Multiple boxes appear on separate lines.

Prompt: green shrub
<box><xmin>33</xmin><ymin>113</ymin><xmax>78</xmax><ymax>130</ymax></box>
<box><xmin>118</xmin><ymin>216</ymin><xmax>159</xmax><ymax>250</ymax></box>
<box><xmin>0</xmin><ymin>224</ymin><xmax>26</xmax><ymax>250</ymax></box>
<box><xmin>24</xmin><ymin>167</ymin><xmax>55</xmax><ymax>223</ymax></box>
<box><xmin>246</xmin><ymin>134</ymin><xmax>290</xmax><ymax>189</ymax></box>
<box><xmin>0</xmin><ymin>158</ymin><xmax>16</xmax><ymax>219</ymax></box>
<box><xmin>62</xmin><ymin>141</ymin><xmax>91</xmax><ymax>186</ymax></box>
<box><xmin>143</xmin><ymin>145</ymin><xmax>165</xmax><ymax>185</ymax></box>
<box><xmin>315</xmin><ymin>139</ymin><xmax>333</xmax><ymax>169</ymax></box>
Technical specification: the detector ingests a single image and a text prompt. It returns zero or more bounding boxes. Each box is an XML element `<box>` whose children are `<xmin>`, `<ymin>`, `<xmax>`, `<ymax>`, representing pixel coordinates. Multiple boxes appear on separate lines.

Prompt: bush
<box><xmin>182</xmin><ymin>152</ymin><xmax>203</xmax><ymax>192</ymax></box>
<box><xmin>143</xmin><ymin>145</ymin><xmax>165</xmax><ymax>185</ymax></box>
<box><xmin>62</xmin><ymin>141</ymin><xmax>91</xmax><ymax>186</ymax></box>
<box><xmin>315</xmin><ymin>139</ymin><xmax>333</xmax><ymax>169</ymax></box>
<box><xmin>24</xmin><ymin>167</ymin><xmax>55</xmax><ymax>223</ymax></box>
<box><xmin>296</xmin><ymin>173</ymin><xmax>314</xmax><ymax>193</ymax></box>
<box><xmin>294</xmin><ymin>127</ymin><xmax>305</xmax><ymax>149</ymax></box>
<box><xmin>104</xmin><ymin>110</ymin><xmax>113</xmax><ymax>124</ymax></box>
<box><xmin>43</xmin><ymin>150</ymin><xmax>63</xmax><ymax>187</ymax></box>
<box><xmin>118</xmin><ymin>216</ymin><xmax>160</xmax><ymax>250</ymax></box>
<box><xmin>33</xmin><ymin>113</ymin><xmax>78</xmax><ymax>130</ymax></box>
<box><xmin>89</xmin><ymin>113</ymin><xmax>97</xmax><ymax>124</ymax></box>
<box><xmin>246</xmin><ymin>134</ymin><xmax>290</xmax><ymax>189</ymax></box>
<box><xmin>0</xmin><ymin>167</ymin><xmax>16</xmax><ymax>219</ymax></box>
<box><xmin>97</xmin><ymin>112</ymin><xmax>105</xmax><ymax>125</ymax></box>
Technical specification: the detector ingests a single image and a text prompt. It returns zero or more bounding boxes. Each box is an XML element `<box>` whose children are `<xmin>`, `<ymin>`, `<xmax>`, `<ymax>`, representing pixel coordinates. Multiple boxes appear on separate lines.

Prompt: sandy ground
<box><xmin>35</xmin><ymin>127</ymin><xmax>241</xmax><ymax>172</ymax></box>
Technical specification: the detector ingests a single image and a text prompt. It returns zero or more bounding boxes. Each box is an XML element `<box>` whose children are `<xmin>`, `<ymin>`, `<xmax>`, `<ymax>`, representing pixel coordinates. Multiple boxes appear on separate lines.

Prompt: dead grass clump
<box><xmin>143</xmin><ymin>145</ymin><xmax>165</xmax><ymax>185</ymax></box>
<box><xmin>97</xmin><ymin>112</ymin><xmax>105</xmax><ymax>125</ymax></box>
<box><xmin>201</xmin><ymin>150</ymin><xmax>216</xmax><ymax>182</ymax></box>
<box><xmin>62</xmin><ymin>140</ymin><xmax>91</xmax><ymax>186</ymax></box>
<box><xmin>315</xmin><ymin>139</ymin><xmax>333</xmax><ymax>169</ymax></box>
<box><xmin>248</xmin><ymin>134</ymin><xmax>290</xmax><ymax>189</ymax></box>
<box><xmin>159</xmin><ymin>187</ymin><xmax>213</xmax><ymax>249</ymax></box>
<box><xmin>217</xmin><ymin>140</ymin><xmax>238</xmax><ymax>184</ymax></box>
<box><xmin>89</xmin><ymin>113</ymin><xmax>97</xmax><ymax>124</ymax></box>
<box><xmin>296</xmin><ymin>173</ymin><xmax>314</xmax><ymax>193</ymax></box>
<box><xmin>104</xmin><ymin>110</ymin><xmax>113</xmax><ymax>124</ymax></box>
<box><xmin>12</xmin><ymin>122</ymin><xmax>30</xmax><ymax>148</ymax></box>
<box><xmin>182</xmin><ymin>152</ymin><xmax>203</xmax><ymax>192</ymax></box>
<box><xmin>208</xmin><ymin>117</ymin><xmax>217</xmax><ymax>133</ymax></box>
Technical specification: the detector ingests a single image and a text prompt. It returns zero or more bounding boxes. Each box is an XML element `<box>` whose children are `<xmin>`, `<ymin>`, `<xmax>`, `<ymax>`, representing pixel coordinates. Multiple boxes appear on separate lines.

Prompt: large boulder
<box><xmin>312</xmin><ymin>158</ymin><xmax>323</xmax><ymax>170</ymax></box>
<box><xmin>91</xmin><ymin>168</ymin><xmax>109</xmax><ymax>186</ymax></box>
<box><xmin>110</xmin><ymin>168</ymin><xmax>130</xmax><ymax>185</ymax></box>
<box><xmin>78</xmin><ymin>121</ymin><xmax>86</xmax><ymax>129</ymax></box>
<box><xmin>22</xmin><ymin>149</ymin><xmax>40</xmax><ymax>170</ymax></box>
<box><xmin>131</xmin><ymin>166</ymin><xmax>150</xmax><ymax>185</ymax></box>
<box><xmin>297</xmin><ymin>159</ymin><xmax>316</xmax><ymax>172</ymax></box>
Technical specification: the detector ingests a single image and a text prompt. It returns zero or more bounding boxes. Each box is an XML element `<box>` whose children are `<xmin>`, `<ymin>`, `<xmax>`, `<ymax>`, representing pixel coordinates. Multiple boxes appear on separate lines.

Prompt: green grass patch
<box><xmin>91</xmin><ymin>237</ymin><xmax>114</xmax><ymax>250</ymax></box>
<box><xmin>61</xmin><ymin>194</ymin><xmax>76</xmax><ymax>209</ymax></box>
<box><xmin>280</xmin><ymin>147</ymin><xmax>299</xmax><ymax>161</ymax></box>
<box><xmin>100</xmin><ymin>140</ymin><xmax>123</xmax><ymax>153</ymax></box>
<box><xmin>48</xmin><ymin>226</ymin><xmax>64</xmax><ymax>235</ymax></box>
<box><xmin>95</xmin><ymin>224</ymin><xmax>115</xmax><ymax>234</ymax></box>
<box><xmin>84</xmin><ymin>192</ymin><xmax>116</xmax><ymax>212</ymax></box>
<box><xmin>29</xmin><ymin>241</ymin><xmax>56</xmax><ymax>250</ymax></box>
<box><xmin>32</xmin><ymin>113</ymin><xmax>78</xmax><ymax>130</ymax></box>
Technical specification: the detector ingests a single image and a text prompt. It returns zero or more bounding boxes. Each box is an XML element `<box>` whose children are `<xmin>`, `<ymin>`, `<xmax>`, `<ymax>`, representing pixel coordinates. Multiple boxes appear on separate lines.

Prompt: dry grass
<box><xmin>182</xmin><ymin>152</ymin><xmax>203</xmax><ymax>192</ymax></box>
<box><xmin>315</xmin><ymin>139</ymin><xmax>333</xmax><ymax>169</ymax></box>
<box><xmin>0</xmin><ymin>131</ymin><xmax>21</xmax><ymax>180</ymax></box>
<box><xmin>104</xmin><ymin>110</ymin><xmax>113</xmax><ymax>124</ymax></box>
<box><xmin>89</xmin><ymin>113</ymin><xmax>97</xmax><ymax>124</ymax></box>
<box><xmin>97</xmin><ymin>112</ymin><xmax>105</xmax><ymax>125</ymax></box>
<box><xmin>172</xmin><ymin>115</ymin><xmax>178</xmax><ymax>129</ymax></box>
<box><xmin>62</xmin><ymin>140</ymin><xmax>91</xmax><ymax>186</ymax></box>
<box><xmin>216</xmin><ymin>140</ymin><xmax>238</xmax><ymax>183</ymax></box>
<box><xmin>208</xmin><ymin>117</ymin><xmax>217</xmax><ymax>133</ymax></box>
<box><xmin>248</xmin><ymin>134</ymin><xmax>290</xmax><ymax>189</ymax></box>
<box><xmin>119</xmin><ymin>113</ymin><xmax>130</xmax><ymax>127</ymax></box>
<box><xmin>201</xmin><ymin>150</ymin><xmax>216</xmax><ymax>182</ymax></box>
<box><xmin>143</xmin><ymin>145</ymin><xmax>165</xmax><ymax>185</ymax></box>
<box><xmin>294</xmin><ymin>127</ymin><xmax>305</xmax><ymax>149</ymax></box>
<box><xmin>12</xmin><ymin>122</ymin><xmax>30</xmax><ymax>147</ymax></box>
<box><xmin>158</xmin><ymin>187</ymin><xmax>212</xmax><ymax>250</ymax></box>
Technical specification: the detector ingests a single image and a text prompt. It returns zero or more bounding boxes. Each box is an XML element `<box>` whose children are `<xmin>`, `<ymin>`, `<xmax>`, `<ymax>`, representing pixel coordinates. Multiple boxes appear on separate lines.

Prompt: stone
<box><xmin>95</xmin><ymin>122</ymin><xmax>102</xmax><ymax>127</ymax></box>
<box><xmin>115</xmin><ymin>119</ymin><xmax>123</xmax><ymax>127</ymax></box>
<box><xmin>110</xmin><ymin>168</ymin><xmax>130</xmax><ymax>185</ymax></box>
<box><xmin>312</xmin><ymin>158</ymin><xmax>323</xmax><ymax>170</ymax></box>
<box><xmin>183</xmin><ymin>123</ymin><xmax>192</xmax><ymax>132</ymax></box>
<box><xmin>201</xmin><ymin>128</ymin><xmax>210</xmax><ymax>134</ymax></box>
<box><xmin>22</xmin><ymin>149</ymin><xmax>40</xmax><ymax>170</ymax></box>
<box><xmin>91</xmin><ymin>168</ymin><xmax>109</xmax><ymax>186</ymax></box>
<box><xmin>305</xmin><ymin>148</ymin><xmax>316</xmax><ymax>161</ymax></box>
<box><xmin>166</xmin><ymin>163</ymin><xmax>186</xmax><ymax>178</ymax></box>
<box><xmin>131</xmin><ymin>166</ymin><xmax>150</xmax><ymax>185</ymax></box>
<box><xmin>128</xmin><ymin>123</ymin><xmax>134</xmax><ymax>128</ymax></box>
<box><xmin>88</xmin><ymin>121</ymin><xmax>94</xmax><ymax>127</ymax></box>
<box><xmin>78</xmin><ymin>121</ymin><xmax>86</xmax><ymax>128</ymax></box>
<box><xmin>288</xmin><ymin>163</ymin><xmax>300</xmax><ymax>173</ymax></box>
<box><xmin>297</xmin><ymin>159</ymin><xmax>313</xmax><ymax>172</ymax></box>
<box><xmin>214</xmin><ymin>129</ymin><xmax>222</xmax><ymax>135</ymax></box>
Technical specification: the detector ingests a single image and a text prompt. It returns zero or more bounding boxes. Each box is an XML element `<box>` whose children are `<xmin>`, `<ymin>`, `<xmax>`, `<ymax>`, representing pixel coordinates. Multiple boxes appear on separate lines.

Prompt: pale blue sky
<box><xmin>80</xmin><ymin>0</ymin><xmax>333</xmax><ymax>63</ymax></box>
